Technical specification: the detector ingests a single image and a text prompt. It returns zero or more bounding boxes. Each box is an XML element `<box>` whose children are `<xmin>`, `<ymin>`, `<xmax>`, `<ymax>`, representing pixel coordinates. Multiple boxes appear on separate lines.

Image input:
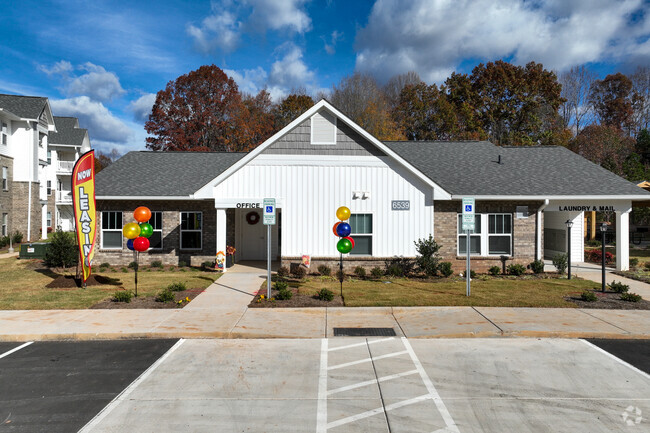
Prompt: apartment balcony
<box><xmin>56</xmin><ymin>160</ymin><xmax>75</xmax><ymax>174</ymax></box>
<box><xmin>56</xmin><ymin>190</ymin><xmax>72</xmax><ymax>204</ymax></box>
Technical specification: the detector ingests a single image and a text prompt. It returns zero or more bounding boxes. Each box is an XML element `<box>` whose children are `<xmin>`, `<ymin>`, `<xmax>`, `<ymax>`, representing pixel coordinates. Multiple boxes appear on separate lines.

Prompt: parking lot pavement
<box><xmin>0</xmin><ymin>339</ymin><xmax>177</xmax><ymax>433</ymax></box>
<box><xmin>586</xmin><ymin>338</ymin><xmax>650</xmax><ymax>375</ymax></box>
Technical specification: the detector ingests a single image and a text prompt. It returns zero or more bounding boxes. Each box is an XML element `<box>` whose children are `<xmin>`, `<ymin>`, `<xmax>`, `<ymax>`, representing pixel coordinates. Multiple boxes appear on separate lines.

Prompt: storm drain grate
<box><xmin>333</xmin><ymin>327</ymin><xmax>397</xmax><ymax>337</ymax></box>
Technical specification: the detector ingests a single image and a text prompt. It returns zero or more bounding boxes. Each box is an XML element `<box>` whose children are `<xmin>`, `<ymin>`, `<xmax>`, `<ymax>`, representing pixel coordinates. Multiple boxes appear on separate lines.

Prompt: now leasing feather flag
<box><xmin>72</xmin><ymin>150</ymin><xmax>97</xmax><ymax>283</ymax></box>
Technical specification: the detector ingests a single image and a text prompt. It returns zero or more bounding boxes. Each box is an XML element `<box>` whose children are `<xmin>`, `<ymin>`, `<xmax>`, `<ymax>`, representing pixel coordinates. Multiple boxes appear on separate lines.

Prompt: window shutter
<box><xmin>311</xmin><ymin>111</ymin><xmax>336</xmax><ymax>144</ymax></box>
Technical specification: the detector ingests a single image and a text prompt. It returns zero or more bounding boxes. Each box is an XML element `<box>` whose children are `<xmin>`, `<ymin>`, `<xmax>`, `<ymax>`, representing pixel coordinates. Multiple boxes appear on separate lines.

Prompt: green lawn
<box><xmin>284</xmin><ymin>275</ymin><xmax>598</xmax><ymax>308</ymax></box>
<box><xmin>0</xmin><ymin>256</ymin><xmax>220</xmax><ymax>310</ymax></box>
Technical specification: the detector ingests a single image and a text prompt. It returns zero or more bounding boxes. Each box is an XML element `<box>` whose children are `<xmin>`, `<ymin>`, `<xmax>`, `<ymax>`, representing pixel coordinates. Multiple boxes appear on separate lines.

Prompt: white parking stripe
<box><xmin>402</xmin><ymin>338</ymin><xmax>460</xmax><ymax>433</ymax></box>
<box><xmin>0</xmin><ymin>341</ymin><xmax>33</xmax><ymax>359</ymax></box>
<box><xmin>327</xmin><ymin>369</ymin><xmax>418</xmax><ymax>395</ymax></box>
<box><xmin>78</xmin><ymin>339</ymin><xmax>185</xmax><ymax>433</ymax></box>
<box><xmin>328</xmin><ymin>350</ymin><xmax>408</xmax><ymax>370</ymax></box>
<box><xmin>328</xmin><ymin>337</ymin><xmax>395</xmax><ymax>352</ymax></box>
<box><xmin>316</xmin><ymin>338</ymin><xmax>329</xmax><ymax>433</ymax></box>
<box><xmin>580</xmin><ymin>339</ymin><xmax>650</xmax><ymax>380</ymax></box>
<box><xmin>327</xmin><ymin>394</ymin><xmax>432</xmax><ymax>429</ymax></box>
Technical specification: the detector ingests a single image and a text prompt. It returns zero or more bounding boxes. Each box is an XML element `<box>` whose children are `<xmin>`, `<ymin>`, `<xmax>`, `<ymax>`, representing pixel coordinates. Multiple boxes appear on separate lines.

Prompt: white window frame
<box><xmin>1</xmin><ymin>213</ymin><xmax>7</xmax><ymax>237</ymax></box>
<box><xmin>149</xmin><ymin>211</ymin><xmax>163</xmax><ymax>250</ymax></box>
<box><xmin>457</xmin><ymin>213</ymin><xmax>513</xmax><ymax>256</ymax></box>
<box><xmin>2</xmin><ymin>167</ymin><xmax>7</xmax><ymax>191</ymax></box>
<box><xmin>46</xmin><ymin>180</ymin><xmax>52</xmax><ymax>196</ymax></box>
<box><xmin>1</xmin><ymin>122</ymin><xmax>7</xmax><ymax>146</ymax></box>
<box><xmin>101</xmin><ymin>211</ymin><xmax>123</xmax><ymax>250</ymax></box>
<box><xmin>349</xmin><ymin>212</ymin><xmax>373</xmax><ymax>256</ymax></box>
<box><xmin>310</xmin><ymin>111</ymin><xmax>337</xmax><ymax>145</ymax></box>
<box><xmin>46</xmin><ymin>211</ymin><xmax>52</xmax><ymax>228</ymax></box>
<box><xmin>180</xmin><ymin>211</ymin><xmax>202</xmax><ymax>250</ymax></box>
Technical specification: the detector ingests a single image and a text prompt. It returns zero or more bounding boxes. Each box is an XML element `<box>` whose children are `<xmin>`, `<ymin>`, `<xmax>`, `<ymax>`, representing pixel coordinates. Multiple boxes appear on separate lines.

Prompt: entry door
<box><xmin>240</xmin><ymin>210</ymin><xmax>267</xmax><ymax>260</ymax></box>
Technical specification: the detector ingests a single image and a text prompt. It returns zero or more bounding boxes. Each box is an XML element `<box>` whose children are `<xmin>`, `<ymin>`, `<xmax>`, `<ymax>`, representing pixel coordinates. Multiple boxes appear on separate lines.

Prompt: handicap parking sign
<box><xmin>263</xmin><ymin>198</ymin><xmax>276</xmax><ymax>225</ymax></box>
<box><xmin>465</xmin><ymin>204</ymin><xmax>472</xmax><ymax>212</ymax></box>
<box><xmin>266</xmin><ymin>206</ymin><xmax>273</xmax><ymax>213</ymax></box>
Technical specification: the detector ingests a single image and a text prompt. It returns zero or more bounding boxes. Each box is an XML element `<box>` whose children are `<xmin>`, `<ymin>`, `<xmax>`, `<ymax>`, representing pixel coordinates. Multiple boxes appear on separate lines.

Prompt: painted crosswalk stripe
<box><xmin>328</xmin><ymin>337</ymin><xmax>395</xmax><ymax>352</ymax></box>
<box><xmin>0</xmin><ymin>341</ymin><xmax>33</xmax><ymax>359</ymax></box>
<box><xmin>327</xmin><ymin>369</ymin><xmax>419</xmax><ymax>396</ymax></box>
<box><xmin>327</xmin><ymin>350</ymin><xmax>408</xmax><ymax>370</ymax></box>
<box><xmin>327</xmin><ymin>394</ymin><xmax>433</xmax><ymax>429</ymax></box>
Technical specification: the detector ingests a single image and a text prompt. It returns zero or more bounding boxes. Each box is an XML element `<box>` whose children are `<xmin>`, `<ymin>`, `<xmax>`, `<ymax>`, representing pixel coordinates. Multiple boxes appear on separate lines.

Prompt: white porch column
<box><xmin>216</xmin><ymin>208</ymin><xmax>227</xmax><ymax>271</ymax></box>
<box><xmin>616</xmin><ymin>208</ymin><xmax>630</xmax><ymax>271</ymax></box>
<box><xmin>41</xmin><ymin>204</ymin><xmax>48</xmax><ymax>240</ymax></box>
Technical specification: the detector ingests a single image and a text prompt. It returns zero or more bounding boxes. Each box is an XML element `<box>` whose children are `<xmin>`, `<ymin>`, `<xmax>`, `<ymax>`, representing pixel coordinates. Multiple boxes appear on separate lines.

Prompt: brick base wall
<box><xmin>11</xmin><ymin>181</ymin><xmax>41</xmax><ymax>242</ymax></box>
<box><xmin>0</xmin><ymin>155</ymin><xmax>12</xmax><ymax>236</ymax></box>
<box><xmin>281</xmin><ymin>256</ymin><xmax>393</xmax><ymax>274</ymax></box>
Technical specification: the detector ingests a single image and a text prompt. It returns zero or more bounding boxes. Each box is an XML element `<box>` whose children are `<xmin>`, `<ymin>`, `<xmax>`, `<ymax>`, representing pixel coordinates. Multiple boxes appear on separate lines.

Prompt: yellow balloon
<box><xmin>336</xmin><ymin>206</ymin><xmax>351</xmax><ymax>221</ymax></box>
<box><xmin>122</xmin><ymin>222</ymin><xmax>141</xmax><ymax>240</ymax></box>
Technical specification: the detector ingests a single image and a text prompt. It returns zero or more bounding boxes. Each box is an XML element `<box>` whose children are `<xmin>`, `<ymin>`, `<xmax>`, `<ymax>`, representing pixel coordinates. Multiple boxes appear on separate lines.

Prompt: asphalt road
<box><xmin>0</xmin><ymin>338</ymin><xmax>648</xmax><ymax>433</ymax></box>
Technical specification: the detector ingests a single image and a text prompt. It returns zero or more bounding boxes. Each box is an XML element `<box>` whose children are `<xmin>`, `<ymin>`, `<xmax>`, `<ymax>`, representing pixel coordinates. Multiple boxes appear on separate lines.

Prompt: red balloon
<box><xmin>332</xmin><ymin>222</ymin><xmax>341</xmax><ymax>237</ymax></box>
<box><xmin>344</xmin><ymin>236</ymin><xmax>355</xmax><ymax>249</ymax></box>
<box><xmin>133</xmin><ymin>236</ymin><xmax>150</xmax><ymax>252</ymax></box>
<box><xmin>134</xmin><ymin>206</ymin><xmax>152</xmax><ymax>223</ymax></box>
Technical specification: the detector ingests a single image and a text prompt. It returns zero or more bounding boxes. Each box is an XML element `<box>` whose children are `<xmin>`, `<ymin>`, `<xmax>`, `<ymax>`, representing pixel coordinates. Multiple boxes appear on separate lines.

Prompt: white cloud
<box><xmin>224</xmin><ymin>67</ymin><xmax>268</xmax><ymax>95</ymax></box>
<box><xmin>323</xmin><ymin>30</ymin><xmax>343</xmax><ymax>55</ymax></box>
<box><xmin>40</xmin><ymin>61</ymin><xmax>126</xmax><ymax>102</ymax></box>
<box><xmin>39</xmin><ymin>60</ymin><xmax>73</xmax><ymax>76</ymax></box>
<box><xmin>50</xmin><ymin>96</ymin><xmax>132</xmax><ymax>144</ymax></box>
<box><xmin>268</xmin><ymin>43</ymin><xmax>315</xmax><ymax>92</ymax></box>
<box><xmin>187</xmin><ymin>6</ymin><xmax>241</xmax><ymax>53</ymax></box>
<box><xmin>127</xmin><ymin>93</ymin><xmax>157</xmax><ymax>123</ymax></box>
<box><xmin>247</xmin><ymin>0</ymin><xmax>311</xmax><ymax>33</ymax></box>
<box><xmin>354</xmin><ymin>0</ymin><xmax>648</xmax><ymax>83</ymax></box>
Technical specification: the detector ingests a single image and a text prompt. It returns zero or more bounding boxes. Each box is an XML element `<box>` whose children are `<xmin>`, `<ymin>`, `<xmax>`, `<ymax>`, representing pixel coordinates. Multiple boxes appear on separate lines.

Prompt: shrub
<box><xmin>644</xmin><ymin>261</ymin><xmax>650</xmax><ymax>271</ymax></box>
<box><xmin>292</xmin><ymin>266</ymin><xmax>307</xmax><ymax>279</ymax></box>
<box><xmin>414</xmin><ymin>235</ymin><xmax>441</xmax><ymax>276</ymax></box>
<box><xmin>128</xmin><ymin>261</ymin><xmax>139</xmax><ymax>271</ymax></box>
<box><xmin>585</xmin><ymin>249</ymin><xmax>614</xmax><ymax>264</ymax></box>
<box><xmin>488</xmin><ymin>266</ymin><xmax>501</xmax><ymax>276</ymax></box>
<box><xmin>121</xmin><ymin>267</ymin><xmax>128</xmax><ymax>273</ymax></box>
<box><xmin>529</xmin><ymin>260</ymin><xmax>545</xmax><ymax>274</ymax></box>
<box><xmin>100</xmin><ymin>262</ymin><xmax>111</xmax><ymax>268</ymax></box>
<box><xmin>370</xmin><ymin>267</ymin><xmax>383</xmax><ymax>279</ymax></box>
<box><xmin>168</xmin><ymin>282</ymin><xmax>187</xmax><ymax>292</ymax></box>
<box><xmin>608</xmin><ymin>281</ymin><xmax>629</xmax><ymax>293</ymax></box>
<box><xmin>317</xmin><ymin>288</ymin><xmax>334</xmax><ymax>301</ymax></box>
<box><xmin>276</xmin><ymin>288</ymin><xmax>293</xmax><ymax>300</ymax></box>
<box><xmin>384</xmin><ymin>257</ymin><xmax>416</xmax><ymax>277</ymax></box>
<box><xmin>0</xmin><ymin>236</ymin><xmax>9</xmax><ymax>248</ymax></box>
<box><xmin>621</xmin><ymin>292</ymin><xmax>642</xmax><ymax>302</ymax></box>
<box><xmin>275</xmin><ymin>280</ymin><xmax>288</xmax><ymax>291</ymax></box>
<box><xmin>155</xmin><ymin>289</ymin><xmax>175</xmax><ymax>303</ymax></box>
<box><xmin>630</xmin><ymin>258</ymin><xmax>639</xmax><ymax>268</ymax></box>
<box><xmin>439</xmin><ymin>262</ymin><xmax>453</xmax><ymax>277</ymax></box>
<box><xmin>336</xmin><ymin>270</ymin><xmax>346</xmax><ymax>281</ymax></box>
<box><xmin>580</xmin><ymin>291</ymin><xmax>597</xmax><ymax>302</ymax></box>
<box><xmin>112</xmin><ymin>290</ymin><xmax>133</xmax><ymax>303</ymax></box>
<box><xmin>11</xmin><ymin>231</ymin><xmax>23</xmax><ymax>244</ymax></box>
<box><xmin>276</xmin><ymin>266</ymin><xmax>289</xmax><ymax>278</ymax></box>
<box><xmin>553</xmin><ymin>254</ymin><xmax>568</xmax><ymax>274</ymax></box>
<box><xmin>150</xmin><ymin>260</ymin><xmax>163</xmax><ymax>268</ymax></box>
<box><xmin>44</xmin><ymin>230</ymin><xmax>78</xmax><ymax>268</ymax></box>
<box><xmin>507</xmin><ymin>264</ymin><xmax>526</xmax><ymax>276</ymax></box>
<box><xmin>585</xmin><ymin>239</ymin><xmax>602</xmax><ymax>247</ymax></box>
<box><xmin>178</xmin><ymin>261</ymin><xmax>187</xmax><ymax>268</ymax></box>
<box><xmin>354</xmin><ymin>266</ymin><xmax>366</xmax><ymax>278</ymax></box>
<box><xmin>317</xmin><ymin>264</ymin><xmax>331</xmax><ymax>276</ymax></box>
<box><xmin>201</xmin><ymin>260</ymin><xmax>214</xmax><ymax>270</ymax></box>
<box><xmin>461</xmin><ymin>270</ymin><xmax>476</xmax><ymax>278</ymax></box>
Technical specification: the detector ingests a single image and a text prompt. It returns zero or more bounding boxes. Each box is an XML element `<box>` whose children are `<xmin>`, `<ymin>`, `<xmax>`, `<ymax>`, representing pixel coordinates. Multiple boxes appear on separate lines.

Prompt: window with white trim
<box><xmin>101</xmin><ymin>211</ymin><xmax>123</xmax><ymax>249</ymax></box>
<box><xmin>349</xmin><ymin>213</ymin><xmax>372</xmax><ymax>255</ymax></box>
<box><xmin>1</xmin><ymin>213</ymin><xmax>7</xmax><ymax>237</ymax></box>
<box><xmin>310</xmin><ymin>111</ymin><xmax>337</xmax><ymax>145</ymax></box>
<box><xmin>149</xmin><ymin>211</ymin><xmax>163</xmax><ymax>249</ymax></box>
<box><xmin>2</xmin><ymin>167</ymin><xmax>7</xmax><ymax>191</ymax></box>
<box><xmin>46</xmin><ymin>180</ymin><xmax>52</xmax><ymax>196</ymax></box>
<box><xmin>1</xmin><ymin>122</ymin><xmax>7</xmax><ymax>146</ymax></box>
<box><xmin>457</xmin><ymin>213</ymin><xmax>512</xmax><ymax>256</ymax></box>
<box><xmin>180</xmin><ymin>212</ymin><xmax>202</xmax><ymax>250</ymax></box>
<box><xmin>46</xmin><ymin>211</ymin><xmax>52</xmax><ymax>228</ymax></box>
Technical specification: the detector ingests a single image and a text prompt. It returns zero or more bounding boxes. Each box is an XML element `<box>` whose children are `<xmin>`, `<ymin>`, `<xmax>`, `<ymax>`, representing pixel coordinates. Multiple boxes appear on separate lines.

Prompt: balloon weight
<box><xmin>344</xmin><ymin>236</ymin><xmax>355</xmax><ymax>249</ymax></box>
<box><xmin>336</xmin><ymin>222</ymin><xmax>351</xmax><ymax>237</ymax></box>
<box><xmin>139</xmin><ymin>222</ymin><xmax>153</xmax><ymax>238</ymax></box>
<box><xmin>332</xmin><ymin>222</ymin><xmax>341</xmax><ymax>237</ymax></box>
<box><xmin>127</xmin><ymin>239</ymin><xmax>135</xmax><ymax>251</ymax></box>
<box><xmin>133</xmin><ymin>236</ymin><xmax>150</xmax><ymax>252</ymax></box>
<box><xmin>337</xmin><ymin>238</ymin><xmax>352</xmax><ymax>254</ymax></box>
<box><xmin>336</xmin><ymin>206</ymin><xmax>351</xmax><ymax>221</ymax></box>
<box><xmin>134</xmin><ymin>206</ymin><xmax>152</xmax><ymax>223</ymax></box>
<box><xmin>122</xmin><ymin>222</ymin><xmax>141</xmax><ymax>239</ymax></box>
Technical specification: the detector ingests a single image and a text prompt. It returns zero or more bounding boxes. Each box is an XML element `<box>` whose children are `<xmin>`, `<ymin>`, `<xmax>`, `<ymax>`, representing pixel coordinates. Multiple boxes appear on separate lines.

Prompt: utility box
<box><xmin>19</xmin><ymin>243</ymin><xmax>49</xmax><ymax>259</ymax></box>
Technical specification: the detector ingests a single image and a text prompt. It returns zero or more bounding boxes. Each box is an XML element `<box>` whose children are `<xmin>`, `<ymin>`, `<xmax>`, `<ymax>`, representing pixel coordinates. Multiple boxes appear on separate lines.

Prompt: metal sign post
<box><xmin>462</xmin><ymin>197</ymin><xmax>475</xmax><ymax>297</ymax></box>
<box><xmin>263</xmin><ymin>198</ymin><xmax>276</xmax><ymax>298</ymax></box>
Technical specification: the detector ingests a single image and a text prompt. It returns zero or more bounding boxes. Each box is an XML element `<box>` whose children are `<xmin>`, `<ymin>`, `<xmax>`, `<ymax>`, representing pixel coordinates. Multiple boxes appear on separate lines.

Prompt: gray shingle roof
<box><xmin>0</xmin><ymin>94</ymin><xmax>48</xmax><ymax>120</ymax></box>
<box><xmin>50</xmin><ymin>116</ymin><xmax>87</xmax><ymax>146</ymax></box>
<box><xmin>384</xmin><ymin>141</ymin><xmax>650</xmax><ymax>197</ymax></box>
<box><xmin>96</xmin><ymin>151</ymin><xmax>248</xmax><ymax>197</ymax></box>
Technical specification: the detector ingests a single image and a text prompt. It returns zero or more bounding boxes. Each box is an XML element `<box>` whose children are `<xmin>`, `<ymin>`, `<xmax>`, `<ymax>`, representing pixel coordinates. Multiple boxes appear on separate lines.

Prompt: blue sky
<box><xmin>1</xmin><ymin>0</ymin><xmax>648</xmax><ymax>154</ymax></box>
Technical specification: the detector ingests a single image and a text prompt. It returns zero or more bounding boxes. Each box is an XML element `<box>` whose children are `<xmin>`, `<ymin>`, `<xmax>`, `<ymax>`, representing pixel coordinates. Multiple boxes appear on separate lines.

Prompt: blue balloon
<box><xmin>336</xmin><ymin>222</ymin><xmax>351</xmax><ymax>237</ymax></box>
<box><xmin>127</xmin><ymin>238</ymin><xmax>135</xmax><ymax>251</ymax></box>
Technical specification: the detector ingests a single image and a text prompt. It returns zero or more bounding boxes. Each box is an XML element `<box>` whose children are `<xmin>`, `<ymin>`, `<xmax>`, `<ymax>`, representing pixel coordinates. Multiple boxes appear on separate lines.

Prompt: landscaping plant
<box><xmin>529</xmin><ymin>260</ymin><xmax>545</xmax><ymax>274</ymax></box>
<box><xmin>11</xmin><ymin>231</ymin><xmax>23</xmax><ymax>244</ymax></box>
<box><xmin>608</xmin><ymin>281</ymin><xmax>629</xmax><ymax>293</ymax></box>
<box><xmin>507</xmin><ymin>264</ymin><xmax>526</xmax><ymax>276</ymax></box>
<box><xmin>620</xmin><ymin>292</ymin><xmax>642</xmax><ymax>302</ymax></box>
<box><xmin>580</xmin><ymin>291</ymin><xmax>597</xmax><ymax>302</ymax></box>
<box><xmin>112</xmin><ymin>290</ymin><xmax>134</xmax><ymax>303</ymax></box>
<box><xmin>552</xmin><ymin>253</ymin><xmax>568</xmax><ymax>274</ymax></box>
<box><xmin>318</xmin><ymin>264</ymin><xmax>331</xmax><ymax>276</ymax></box>
<box><xmin>276</xmin><ymin>266</ymin><xmax>289</xmax><ymax>278</ymax></box>
<box><xmin>128</xmin><ymin>261</ymin><xmax>139</xmax><ymax>271</ymax></box>
<box><xmin>317</xmin><ymin>288</ymin><xmax>334</xmax><ymax>301</ymax></box>
<box><xmin>629</xmin><ymin>258</ymin><xmax>639</xmax><ymax>268</ymax></box>
<box><xmin>488</xmin><ymin>266</ymin><xmax>501</xmax><ymax>276</ymax></box>
<box><xmin>44</xmin><ymin>230</ymin><xmax>78</xmax><ymax>268</ymax></box>
<box><xmin>384</xmin><ymin>257</ymin><xmax>415</xmax><ymax>277</ymax></box>
<box><xmin>276</xmin><ymin>288</ymin><xmax>293</xmax><ymax>300</ymax></box>
<box><xmin>151</xmin><ymin>260</ymin><xmax>163</xmax><ymax>268</ymax></box>
<box><xmin>370</xmin><ymin>267</ymin><xmax>383</xmax><ymax>279</ymax></box>
<box><xmin>168</xmin><ymin>282</ymin><xmax>187</xmax><ymax>292</ymax></box>
<box><xmin>292</xmin><ymin>266</ymin><xmax>307</xmax><ymax>279</ymax></box>
<box><xmin>275</xmin><ymin>280</ymin><xmax>288</xmax><ymax>291</ymax></box>
<box><xmin>439</xmin><ymin>262</ymin><xmax>453</xmax><ymax>277</ymax></box>
<box><xmin>353</xmin><ymin>266</ymin><xmax>366</xmax><ymax>278</ymax></box>
<box><xmin>414</xmin><ymin>235</ymin><xmax>441</xmax><ymax>276</ymax></box>
<box><xmin>155</xmin><ymin>288</ymin><xmax>175</xmax><ymax>303</ymax></box>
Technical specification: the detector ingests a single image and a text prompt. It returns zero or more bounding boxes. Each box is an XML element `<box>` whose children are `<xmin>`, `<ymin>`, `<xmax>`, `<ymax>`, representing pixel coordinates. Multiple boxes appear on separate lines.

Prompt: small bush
<box><xmin>112</xmin><ymin>290</ymin><xmax>133</xmax><ymax>303</ymax></box>
<box><xmin>439</xmin><ymin>262</ymin><xmax>453</xmax><ymax>277</ymax></box>
<box><xmin>44</xmin><ymin>230</ymin><xmax>78</xmax><ymax>268</ymax></box>
<box><xmin>276</xmin><ymin>288</ymin><xmax>293</xmax><ymax>300</ymax></box>
<box><xmin>128</xmin><ymin>261</ymin><xmax>139</xmax><ymax>271</ymax></box>
<box><xmin>507</xmin><ymin>264</ymin><xmax>526</xmax><ymax>276</ymax></box>
<box><xmin>0</xmin><ymin>236</ymin><xmax>9</xmax><ymax>248</ymax></box>
<box><xmin>585</xmin><ymin>249</ymin><xmax>614</xmax><ymax>264</ymax></box>
<box><xmin>100</xmin><ymin>262</ymin><xmax>111</xmax><ymax>268</ymax></box>
<box><xmin>121</xmin><ymin>267</ymin><xmax>128</xmax><ymax>273</ymax></box>
<box><xmin>553</xmin><ymin>254</ymin><xmax>568</xmax><ymax>274</ymax></box>
<box><xmin>168</xmin><ymin>282</ymin><xmax>187</xmax><ymax>292</ymax></box>
<box><xmin>529</xmin><ymin>260</ymin><xmax>545</xmax><ymax>274</ymax></box>
<box><xmin>608</xmin><ymin>281</ymin><xmax>629</xmax><ymax>293</ymax></box>
<box><xmin>151</xmin><ymin>260</ymin><xmax>163</xmax><ymax>268</ymax></box>
<box><xmin>621</xmin><ymin>292</ymin><xmax>642</xmax><ymax>302</ymax></box>
<box><xmin>275</xmin><ymin>280</ymin><xmax>288</xmax><ymax>291</ymax></box>
<box><xmin>292</xmin><ymin>266</ymin><xmax>307</xmax><ymax>279</ymax></box>
<box><xmin>462</xmin><ymin>270</ymin><xmax>476</xmax><ymax>278</ymax></box>
<box><xmin>414</xmin><ymin>235</ymin><xmax>441</xmax><ymax>276</ymax></box>
<box><xmin>201</xmin><ymin>260</ymin><xmax>214</xmax><ymax>270</ymax></box>
<box><xmin>11</xmin><ymin>231</ymin><xmax>23</xmax><ymax>244</ymax></box>
<box><xmin>488</xmin><ymin>266</ymin><xmax>501</xmax><ymax>276</ymax></box>
<box><xmin>585</xmin><ymin>239</ymin><xmax>602</xmax><ymax>247</ymax></box>
<box><xmin>370</xmin><ymin>267</ymin><xmax>383</xmax><ymax>279</ymax></box>
<box><xmin>155</xmin><ymin>289</ymin><xmax>175</xmax><ymax>303</ymax></box>
<box><xmin>644</xmin><ymin>261</ymin><xmax>650</xmax><ymax>271</ymax></box>
<box><xmin>353</xmin><ymin>266</ymin><xmax>366</xmax><ymax>278</ymax></box>
<box><xmin>385</xmin><ymin>257</ymin><xmax>415</xmax><ymax>277</ymax></box>
<box><xmin>630</xmin><ymin>258</ymin><xmax>639</xmax><ymax>268</ymax></box>
<box><xmin>178</xmin><ymin>261</ymin><xmax>187</xmax><ymax>268</ymax></box>
<box><xmin>317</xmin><ymin>264</ymin><xmax>331</xmax><ymax>276</ymax></box>
<box><xmin>580</xmin><ymin>291</ymin><xmax>597</xmax><ymax>302</ymax></box>
<box><xmin>336</xmin><ymin>270</ymin><xmax>346</xmax><ymax>281</ymax></box>
<box><xmin>277</xmin><ymin>266</ymin><xmax>289</xmax><ymax>278</ymax></box>
<box><xmin>317</xmin><ymin>288</ymin><xmax>334</xmax><ymax>301</ymax></box>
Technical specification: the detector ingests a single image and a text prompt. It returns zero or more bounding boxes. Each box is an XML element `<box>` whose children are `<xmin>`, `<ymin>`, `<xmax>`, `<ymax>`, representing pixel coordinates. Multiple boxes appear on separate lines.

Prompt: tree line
<box><xmin>142</xmin><ymin>63</ymin><xmax>650</xmax><ymax>182</ymax></box>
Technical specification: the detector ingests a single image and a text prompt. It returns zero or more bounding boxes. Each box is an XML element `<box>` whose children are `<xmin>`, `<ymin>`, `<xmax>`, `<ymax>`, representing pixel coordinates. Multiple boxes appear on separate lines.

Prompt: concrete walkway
<box><xmin>0</xmin><ymin>265</ymin><xmax>649</xmax><ymax>341</ymax></box>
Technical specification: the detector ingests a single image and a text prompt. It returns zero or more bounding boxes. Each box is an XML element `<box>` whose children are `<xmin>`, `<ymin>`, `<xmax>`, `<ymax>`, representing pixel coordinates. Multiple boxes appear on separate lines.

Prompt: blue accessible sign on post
<box><xmin>462</xmin><ymin>197</ymin><xmax>475</xmax><ymax>297</ymax></box>
<box><xmin>263</xmin><ymin>198</ymin><xmax>276</xmax><ymax>298</ymax></box>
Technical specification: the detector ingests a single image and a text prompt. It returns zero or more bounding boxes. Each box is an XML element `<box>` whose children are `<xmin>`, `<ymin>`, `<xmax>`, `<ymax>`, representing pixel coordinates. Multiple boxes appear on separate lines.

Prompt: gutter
<box><xmin>536</xmin><ymin>199</ymin><xmax>549</xmax><ymax>261</ymax></box>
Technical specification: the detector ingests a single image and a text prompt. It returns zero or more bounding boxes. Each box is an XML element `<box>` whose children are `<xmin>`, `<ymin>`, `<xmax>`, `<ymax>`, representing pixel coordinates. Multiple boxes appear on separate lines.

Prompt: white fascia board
<box><xmin>193</xmin><ymin>99</ymin><xmax>451</xmax><ymax>200</ymax></box>
<box><xmin>97</xmin><ymin>196</ymin><xmax>193</xmax><ymax>200</ymax></box>
<box><xmin>449</xmin><ymin>194</ymin><xmax>650</xmax><ymax>200</ymax></box>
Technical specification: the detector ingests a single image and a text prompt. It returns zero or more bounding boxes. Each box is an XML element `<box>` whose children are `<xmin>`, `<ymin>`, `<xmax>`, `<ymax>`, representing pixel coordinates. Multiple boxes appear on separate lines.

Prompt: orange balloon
<box><xmin>332</xmin><ymin>222</ymin><xmax>341</xmax><ymax>237</ymax></box>
<box><xmin>134</xmin><ymin>206</ymin><xmax>151</xmax><ymax>223</ymax></box>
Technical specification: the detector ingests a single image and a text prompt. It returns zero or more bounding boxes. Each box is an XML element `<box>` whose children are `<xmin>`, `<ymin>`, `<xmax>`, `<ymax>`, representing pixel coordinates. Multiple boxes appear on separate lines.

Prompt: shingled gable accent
<box><xmin>191</xmin><ymin>99</ymin><xmax>451</xmax><ymax>200</ymax></box>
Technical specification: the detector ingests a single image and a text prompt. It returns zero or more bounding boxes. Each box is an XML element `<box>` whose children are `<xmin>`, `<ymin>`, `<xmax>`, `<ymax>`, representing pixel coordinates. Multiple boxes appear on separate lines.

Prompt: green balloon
<box><xmin>337</xmin><ymin>238</ymin><xmax>352</xmax><ymax>254</ymax></box>
<box><xmin>139</xmin><ymin>222</ymin><xmax>153</xmax><ymax>238</ymax></box>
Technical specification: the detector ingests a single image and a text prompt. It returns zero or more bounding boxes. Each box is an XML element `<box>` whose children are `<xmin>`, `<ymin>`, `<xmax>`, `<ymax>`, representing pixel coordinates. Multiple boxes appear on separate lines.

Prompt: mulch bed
<box><xmin>46</xmin><ymin>274</ymin><xmax>122</xmax><ymax>288</ymax></box>
<box><xmin>248</xmin><ymin>287</ymin><xmax>344</xmax><ymax>308</ymax></box>
<box><xmin>566</xmin><ymin>290</ymin><xmax>650</xmax><ymax>310</ymax></box>
<box><xmin>90</xmin><ymin>288</ymin><xmax>204</xmax><ymax>309</ymax></box>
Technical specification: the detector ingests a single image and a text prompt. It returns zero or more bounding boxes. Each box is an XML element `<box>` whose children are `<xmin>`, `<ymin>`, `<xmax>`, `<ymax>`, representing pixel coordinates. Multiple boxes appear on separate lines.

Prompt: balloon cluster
<box><xmin>122</xmin><ymin>206</ymin><xmax>153</xmax><ymax>252</ymax></box>
<box><xmin>332</xmin><ymin>206</ymin><xmax>355</xmax><ymax>254</ymax></box>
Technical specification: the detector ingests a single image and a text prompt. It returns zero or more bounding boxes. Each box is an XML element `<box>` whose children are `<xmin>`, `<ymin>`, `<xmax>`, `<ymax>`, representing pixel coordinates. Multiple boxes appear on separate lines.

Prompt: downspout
<box><xmin>27</xmin><ymin>123</ymin><xmax>34</xmax><ymax>241</ymax></box>
<box><xmin>536</xmin><ymin>199</ymin><xmax>549</xmax><ymax>261</ymax></box>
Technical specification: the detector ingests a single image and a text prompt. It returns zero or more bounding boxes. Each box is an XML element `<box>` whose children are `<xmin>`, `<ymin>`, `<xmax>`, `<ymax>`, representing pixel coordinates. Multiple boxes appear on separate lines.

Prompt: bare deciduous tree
<box><xmin>383</xmin><ymin>71</ymin><xmax>422</xmax><ymax>109</ymax></box>
<box><xmin>559</xmin><ymin>65</ymin><xmax>596</xmax><ymax>135</ymax></box>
